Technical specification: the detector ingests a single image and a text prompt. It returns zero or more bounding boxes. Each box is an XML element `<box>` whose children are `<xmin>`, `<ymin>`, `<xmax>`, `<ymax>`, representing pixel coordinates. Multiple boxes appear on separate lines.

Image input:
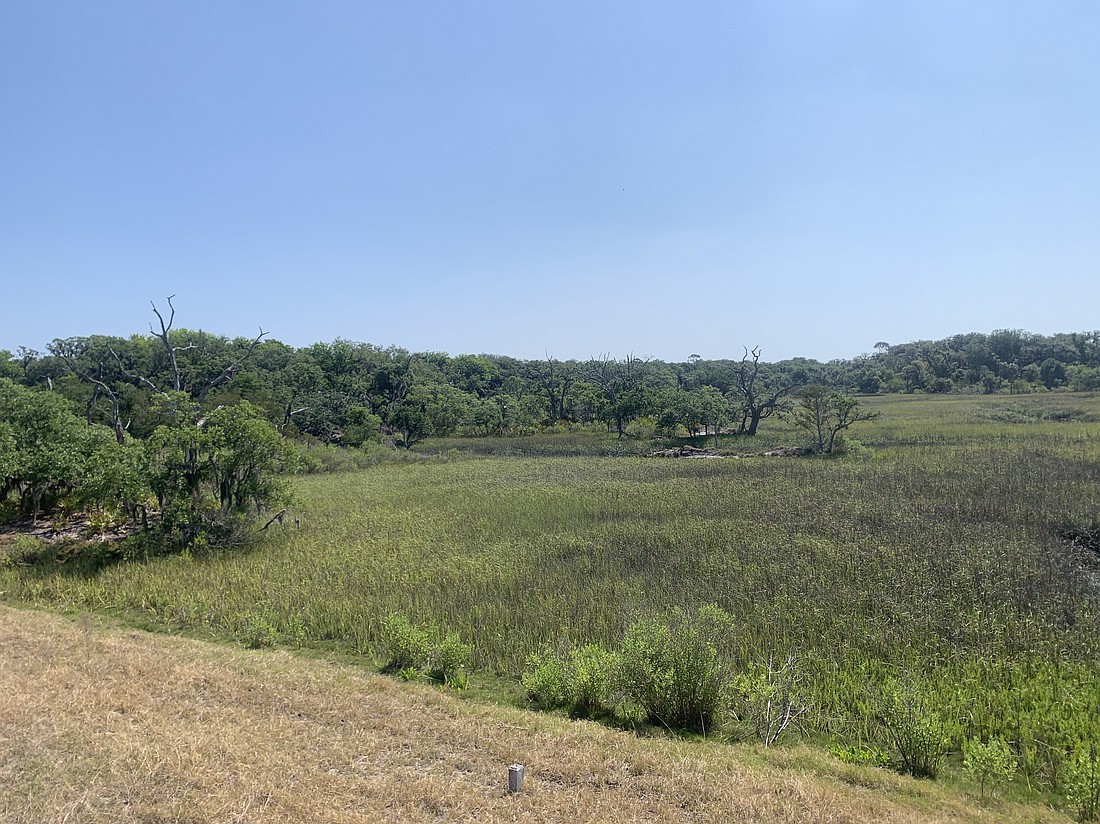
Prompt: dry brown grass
<box><xmin>0</xmin><ymin>606</ymin><xmax>1070</xmax><ymax>824</ymax></box>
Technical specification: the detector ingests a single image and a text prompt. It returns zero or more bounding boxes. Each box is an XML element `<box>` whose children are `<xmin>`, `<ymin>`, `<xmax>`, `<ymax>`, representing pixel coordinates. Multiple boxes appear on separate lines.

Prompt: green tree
<box><xmin>145</xmin><ymin>397</ymin><xmax>295</xmax><ymax>545</ymax></box>
<box><xmin>0</xmin><ymin>351</ymin><xmax>20</xmax><ymax>380</ymax></box>
<box><xmin>0</xmin><ymin>379</ymin><xmax>128</xmax><ymax>520</ymax></box>
<box><xmin>696</xmin><ymin>385</ymin><xmax>729</xmax><ymax>448</ymax></box>
<box><xmin>448</xmin><ymin>355</ymin><xmax>501</xmax><ymax>398</ymax></box>
<box><xmin>390</xmin><ymin>377</ymin><xmax>472</xmax><ymax>447</ymax></box>
<box><xmin>1040</xmin><ymin>357</ymin><xmax>1066</xmax><ymax>390</ymax></box>
<box><xmin>901</xmin><ymin>359</ymin><xmax>933</xmax><ymax>393</ymax></box>
<box><xmin>0</xmin><ymin>420</ymin><xmax>18</xmax><ymax>510</ymax></box>
<box><xmin>342</xmin><ymin>406</ymin><xmax>383</xmax><ymax>446</ymax></box>
<box><xmin>794</xmin><ymin>385</ymin><xmax>879</xmax><ymax>454</ymax></box>
<box><xmin>206</xmin><ymin>402</ymin><xmax>297</xmax><ymax>514</ymax></box>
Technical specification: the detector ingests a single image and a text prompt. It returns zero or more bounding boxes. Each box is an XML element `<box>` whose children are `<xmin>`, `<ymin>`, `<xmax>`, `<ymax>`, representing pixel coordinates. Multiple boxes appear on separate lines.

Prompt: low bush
<box><xmin>522</xmin><ymin>643</ymin><xmax>620</xmax><ymax>719</ymax></box>
<box><xmin>380</xmin><ymin>614</ymin><xmax>471</xmax><ymax>689</ymax></box>
<box><xmin>522</xmin><ymin>646</ymin><xmax>571</xmax><ymax>710</ymax></box>
<box><xmin>829</xmin><ymin>743</ymin><xmax>891</xmax><ymax>768</ymax></box>
<box><xmin>1065</xmin><ymin>743</ymin><xmax>1100</xmax><ymax>822</ymax></box>
<box><xmin>618</xmin><ymin>606</ymin><xmax>734</xmax><ymax>733</ymax></box>
<box><xmin>880</xmin><ymin>682</ymin><xmax>950</xmax><ymax>778</ymax></box>
<box><xmin>241</xmin><ymin>611</ymin><xmax>279</xmax><ymax>649</ymax></box>
<box><xmin>380</xmin><ymin>613</ymin><xmax>432</xmax><ymax>673</ymax></box>
<box><xmin>962</xmin><ymin>736</ymin><xmax>1016</xmax><ymax>799</ymax></box>
<box><xmin>429</xmin><ymin>630</ymin><xmax>472</xmax><ymax>688</ymax></box>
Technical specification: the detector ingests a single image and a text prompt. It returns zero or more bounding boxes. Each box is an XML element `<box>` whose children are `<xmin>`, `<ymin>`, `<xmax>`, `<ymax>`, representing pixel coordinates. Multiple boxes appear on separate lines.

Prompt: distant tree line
<box><xmin>848</xmin><ymin>330</ymin><xmax>1100</xmax><ymax>395</ymax></box>
<box><xmin>2</xmin><ymin>306</ymin><xmax>1097</xmax><ymax>545</ymax></box>
<box><xmin>3</xmin><ymin>325</ymin><xmax>1099</xmax><ymax>454</ymax></box>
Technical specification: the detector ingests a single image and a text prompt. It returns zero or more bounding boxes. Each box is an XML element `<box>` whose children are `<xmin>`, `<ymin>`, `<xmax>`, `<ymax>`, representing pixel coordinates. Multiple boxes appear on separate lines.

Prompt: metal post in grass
<box><xmin>507</xmin><ymin>763</ymin><xmax>525</xmax><ymax>793</ymax></box>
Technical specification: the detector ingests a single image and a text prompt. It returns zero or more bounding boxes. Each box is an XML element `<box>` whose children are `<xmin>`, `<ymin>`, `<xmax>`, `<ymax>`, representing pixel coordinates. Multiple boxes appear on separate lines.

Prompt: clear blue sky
<box><xmin>3</xmin><ymin>1</ymin><xmax>1098</xmax><ymax>362</ymax></box>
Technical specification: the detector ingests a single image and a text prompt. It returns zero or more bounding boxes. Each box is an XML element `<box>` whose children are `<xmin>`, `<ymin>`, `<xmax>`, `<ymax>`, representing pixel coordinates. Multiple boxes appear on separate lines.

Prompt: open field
<box><xmin>0</xmin><ymin>605</ymin><xmax>1074</xmax><ymax>823</ymax></box>
<box><xmin>3</xmin><ymin>392</ymin><xmax>1100</xmax><ymax>815</ymax></box>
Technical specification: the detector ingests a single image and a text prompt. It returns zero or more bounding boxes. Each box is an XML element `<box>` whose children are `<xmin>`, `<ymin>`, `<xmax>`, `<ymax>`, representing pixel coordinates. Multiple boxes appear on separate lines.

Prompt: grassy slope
<box><xmin>0</xmin><ymin>605</ymin><xmax>1071</xmax><ymax>824</ymax></box>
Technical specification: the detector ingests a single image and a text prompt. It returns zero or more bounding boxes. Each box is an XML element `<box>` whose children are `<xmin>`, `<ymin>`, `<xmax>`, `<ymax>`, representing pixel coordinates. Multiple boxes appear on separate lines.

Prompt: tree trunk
<box><xmin>746</xmin><ymin>412</ymin><xmax>761</xmax><ymax>436</ymax></box>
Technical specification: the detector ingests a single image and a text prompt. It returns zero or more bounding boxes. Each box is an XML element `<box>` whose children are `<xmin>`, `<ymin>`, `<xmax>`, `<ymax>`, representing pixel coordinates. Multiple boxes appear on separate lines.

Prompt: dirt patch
<box><xmin>648</xmin><ymin>445</ymin><xmax>815</xmax><ymax>459</ymax></box>
<box><xmin>648</xmin><ymin>445</ymin><xmax>723</xmax><ymax>458</ymax></box>
<box><xmin>0</xmin><ymin>513</ymin><xmax>140</xmax><ymax>547</ymax></box>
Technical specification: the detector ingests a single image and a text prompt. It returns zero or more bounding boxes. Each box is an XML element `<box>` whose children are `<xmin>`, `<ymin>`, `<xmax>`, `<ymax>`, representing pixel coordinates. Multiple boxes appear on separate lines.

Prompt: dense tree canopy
<box><xmin>4</xmin><ymin>317</ymin><xmax>1100</xmax><ymax>545</ymax></box>
<box><xmin>6</xmin><ymin>326</ymin><xmax>1100</xmax><ymax>457</ymax></box>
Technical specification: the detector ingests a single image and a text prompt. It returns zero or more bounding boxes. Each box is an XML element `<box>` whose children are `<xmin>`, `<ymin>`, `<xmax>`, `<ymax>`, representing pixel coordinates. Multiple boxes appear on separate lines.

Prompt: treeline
<box><xmin>2</xmin><ymin>323</ymin><xmax>1099</xmax><ymax>450</ymax></box>
<box><xmin>850</xmin><ymin>329</ymin><xmax>1100</xmax><ymax>395</ymax></box>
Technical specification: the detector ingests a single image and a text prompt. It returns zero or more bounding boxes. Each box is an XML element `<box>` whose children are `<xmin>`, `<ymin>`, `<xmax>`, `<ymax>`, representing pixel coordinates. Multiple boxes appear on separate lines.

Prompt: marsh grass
<box><xmin>3</xmin><ymin>393</ymin><xmax>1100</xmax><ymax>800</ymax></box>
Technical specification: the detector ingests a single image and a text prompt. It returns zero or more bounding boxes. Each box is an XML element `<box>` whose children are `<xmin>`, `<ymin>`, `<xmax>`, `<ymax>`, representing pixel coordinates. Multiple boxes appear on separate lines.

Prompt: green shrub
<box><xmin>380</xmin><ymin>613</ymin><xmax>432</xmax><ymax>673</ymax></box>
<box><xmin>286</xmin><ymin>614</ymin><xmax>307</xmax><ymax>649</ymax></box>
<box><xmin>963</xmin><ymin>737</ymin><xmax>1016</xmax><ymax>798</ymax></box>
<box><xmin>2</xmin><ymin>535</ymin><xmax>45</xmax><ymax>566</ymax></box>
<box><xmin>242</xmin><ymin>611</ymin><xmax>278</xmax><ymax>649</ymax></box>
<box><xmin>1065</xmin><ymin>744</ymin><xmax>1100</xmax><ymax>822</ymax></box>
<box><xmin>430</xmin><ymin>630</ymin><xmax>472</xmax><ymax>687</ymax></box>
<box><xmin>443</xmin><ymin>668</ymin><xmax>469</xmax><ymax>691</ymax></box>
<box><xmin>624</xmin><ymin>417</ymin><xmax>657</xmax><ymax>440</ymax></box>
<box><xmin>380</xmin><ymin>615</ymin><xmax>471</xmax><ymax>688</ymax></box>
<box><xmin>521</xmin><ymin>643</ymin><xmax>620</xmax><ymax>719</ymax></box>
<box><xmin>829</xmin><ymin>743</ymin><xmax>891</xmax><ymax>768</ymax></box>
<box><xmin>880</xmin><ymin>683</ymin><xmax>950</xmax><ymax>778</ymax></box>
<box><xmin>619</xmin><ymin>606</ymin><xmax>733</xmax><ymax>733</ymax></box>
<box><xmin>567</xmin><ymin>644</ymin><xmax>621</xmax><ymax>719</ymax></box>
<box><xmin>83</xmin><ymin>505</ymin><xmax>125</xmax><ymax>538</ymax></box>
<box><xmin>522</xmin><ymin>646</ymin><xmax>571</xmax><ymax>710</ymax></box>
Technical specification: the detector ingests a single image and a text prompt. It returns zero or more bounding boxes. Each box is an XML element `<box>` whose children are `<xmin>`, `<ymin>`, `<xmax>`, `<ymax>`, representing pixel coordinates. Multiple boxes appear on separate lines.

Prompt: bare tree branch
<box><xmin>260</xmin><ymin>508</ymin><xmax>289</xmax><ymax>530</ymax></box>
<box><xmin>281</xmin><ymin>404</ymin><xmax>310</xmax><ymax>430</ymax></box>
<box><xmin>49</xmin><ymin>339</ymin><xmax>127</xmax><ymax>445</ymax></box>
<box><xmin>150</xmin><ymin>296</ymin><xmax>184</xmax><ymax>392</ymax></box>
<box><xmin>109</xmin><ymin>346</ymin><xmax>160</xmax><ymax>393</ymax></box>
<box><xmin>196</xmin><ymin>326</ymin><xmax>268</xmax><ymax>404</ymax></box>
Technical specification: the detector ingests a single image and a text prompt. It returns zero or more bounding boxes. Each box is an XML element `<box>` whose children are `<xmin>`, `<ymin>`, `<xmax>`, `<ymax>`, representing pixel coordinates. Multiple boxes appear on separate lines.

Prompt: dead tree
<box><xmin>529</xmin><ymin>353</ymin><xmax>574</xmax><ymax>422</ymax></box>
<box><xmin>53</xmin><ymin>298</ymin><xmax>270</xmax><ymax>438</ymax></box>
<box><xmin>149</xmin><ymin>295</ymin><xmax>267</xmax><ymax>402</ymax></box>
<box><xmin>731</xmin><ymin>347</ymin><xmax>804</xmax><ymax>436</ymax></box>
<box><xmin>149</xmin><ymin>296</ymin><xmax>192</xmax><ymax>393</ymax></box>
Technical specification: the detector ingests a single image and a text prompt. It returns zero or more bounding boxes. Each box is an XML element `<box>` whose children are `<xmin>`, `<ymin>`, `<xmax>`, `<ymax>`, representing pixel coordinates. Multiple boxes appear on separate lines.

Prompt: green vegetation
<box><xmin>3</xmin><ymin>393</ymin><xmax>1100</xmax><ymax>814</ymax></box>
<box><xmin>1066</xmin><ymin>745</ymin><xmax>1100</xmax><ymax>821</ymax></box>
<box><xmin>0</xmin><ymin>378</ymin><xmax>294</xmax><ymax>548</ymax></box>
<box><xmin>6</xmin><ymin>314</ymin><xmax>1100</xmax><ymax>462</ymax></box>
<box><xmin>6</xmin><ymin>315</ymin><xmax>1100</xmax><ymax>817</ymax></box>
<box><xmin>617</xmin><ymin>606</ymin><xmax>733</xmax><ymax>733</ymax></box>
<box><xmin>963</xmin><ymin>737</ymin><xmax>1017</xmax><ymax>799</ymax></box>
<box><xmin>522</xmin><ymin>642</ymin><xmax>622</xmax><ymax>720</ymax></box>
<box><xmin>379</xmin><ymin>613</ymin><xmax>471</xmax><ymax>688</ymax></box>
<box><xmin>881</xmin><ymin>681</ymin><xmax>951</xmax><ymax>779</ymax></box>
<box><xmin>793</xmin><ymin>384</ymin><xmax>879</xmax><ymax>453</ymax></box>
